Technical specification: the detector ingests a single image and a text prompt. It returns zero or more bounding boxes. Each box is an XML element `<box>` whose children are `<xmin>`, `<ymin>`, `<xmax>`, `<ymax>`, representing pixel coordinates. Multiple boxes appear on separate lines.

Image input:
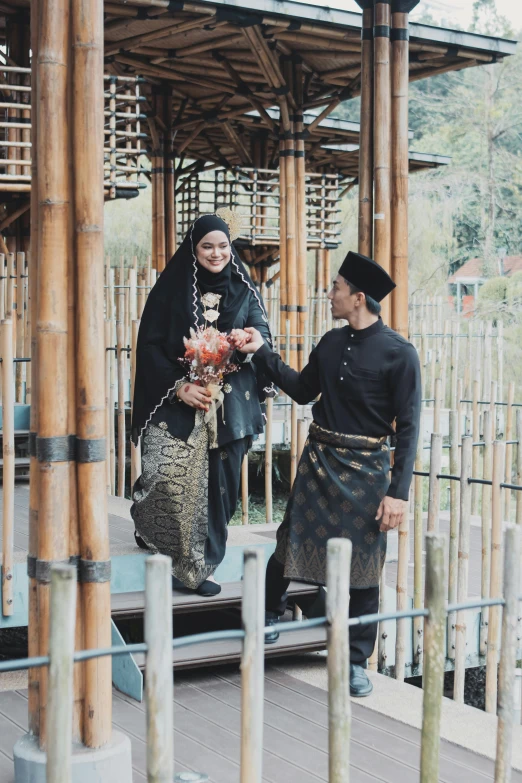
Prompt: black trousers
<box><xmin>265</xmin><ymin>554</ymin><xmax>379</xmax><ymax>665</ymax></box>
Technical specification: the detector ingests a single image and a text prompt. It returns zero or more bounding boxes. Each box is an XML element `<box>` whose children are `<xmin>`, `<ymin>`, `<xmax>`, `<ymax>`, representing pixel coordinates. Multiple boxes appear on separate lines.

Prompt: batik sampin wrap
<box><xmin>180</xmin><ymin>326</ymin><xmax>238</xmax><ymax>447</ymax></box>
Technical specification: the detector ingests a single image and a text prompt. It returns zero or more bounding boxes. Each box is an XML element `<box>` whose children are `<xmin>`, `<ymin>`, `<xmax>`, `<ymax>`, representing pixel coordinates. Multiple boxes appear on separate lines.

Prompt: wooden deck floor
<box><xmin>0</xmin><ymin>666</ymin><xmax>518</xmax><ymax>783</ymax></box>
<box><xmin>0</xmin><ymin>486</ymin><xmax>487</xmax><ymax>601</ymax></box>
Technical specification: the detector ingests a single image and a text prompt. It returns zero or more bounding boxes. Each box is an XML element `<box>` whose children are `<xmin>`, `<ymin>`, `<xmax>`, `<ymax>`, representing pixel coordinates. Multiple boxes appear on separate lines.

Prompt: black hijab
<box><xmin>131</xmin><ymin>214</ymin><xmax>273</xmax><ymax>446</ymax></box>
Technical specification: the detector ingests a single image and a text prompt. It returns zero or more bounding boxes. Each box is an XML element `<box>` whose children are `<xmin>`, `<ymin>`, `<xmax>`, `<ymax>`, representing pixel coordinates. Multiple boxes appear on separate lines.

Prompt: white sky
<box><xmin>297</xmin><ymin>0</ymin><xmax>522</xmax><ymax>35</ymax></box>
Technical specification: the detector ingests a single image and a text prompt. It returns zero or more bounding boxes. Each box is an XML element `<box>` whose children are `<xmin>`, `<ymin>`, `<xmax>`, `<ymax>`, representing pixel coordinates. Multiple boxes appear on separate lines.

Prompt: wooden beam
<box><xmin>222</xmin><ymin>120</ymin><xmax>252</xmax><ymax>165</ymax></box>
<box><xmin>104</xmin><ymin>15</ymin><xmax>217</xmax><ymax>57</ymax></box>
<box><xmin>212</xmin><ymin>53</ymin><xmax>277</xmax><ymax>133</ymax></box>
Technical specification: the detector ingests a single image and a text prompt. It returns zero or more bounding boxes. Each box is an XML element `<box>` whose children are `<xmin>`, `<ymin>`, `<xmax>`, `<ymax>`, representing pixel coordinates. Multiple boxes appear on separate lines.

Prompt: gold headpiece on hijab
<box><xmin>215</xmin><ymin>206</ymin><xmax>243</xmax><ymax>242</ymax></box>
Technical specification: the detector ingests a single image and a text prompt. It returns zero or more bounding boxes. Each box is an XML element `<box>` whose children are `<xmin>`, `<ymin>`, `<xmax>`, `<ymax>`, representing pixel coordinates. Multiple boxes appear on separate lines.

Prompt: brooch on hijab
<box><xmin>215</xmin><ymin>206</ymin><xmax>243</xmax><ymax>241</ymax></box>
<box><xmin>201</xmin><ymin>291</ymin><xmax>221</xmax><ymax>325</ymax></box>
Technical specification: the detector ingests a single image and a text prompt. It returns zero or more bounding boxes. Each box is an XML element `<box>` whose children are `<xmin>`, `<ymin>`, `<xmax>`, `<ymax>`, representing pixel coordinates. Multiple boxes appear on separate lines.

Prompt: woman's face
<box><xmin>196</xmin><ymin>230</ymin><xmax>231</xmax><ymax>274</ymax></box>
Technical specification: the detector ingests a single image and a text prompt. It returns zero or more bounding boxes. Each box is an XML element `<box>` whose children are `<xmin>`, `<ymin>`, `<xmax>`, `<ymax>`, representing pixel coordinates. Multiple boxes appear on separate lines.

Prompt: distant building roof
<box><xmin>448</xmin><ymin>256</ymin><xmax>522</xmax><ymax>283</ymax></box>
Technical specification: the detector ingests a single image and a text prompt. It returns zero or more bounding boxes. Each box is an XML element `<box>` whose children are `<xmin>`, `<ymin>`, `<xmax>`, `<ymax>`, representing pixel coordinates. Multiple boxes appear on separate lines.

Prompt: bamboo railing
<box><xmin>1</xmin><ymin>534</ymin><xmax>521</xmax><ymax>781</ymax></box>
<box><xmin>0</xmin><ymin>67</ymin><xmax>147</xmax><ymax>199</ymax></box>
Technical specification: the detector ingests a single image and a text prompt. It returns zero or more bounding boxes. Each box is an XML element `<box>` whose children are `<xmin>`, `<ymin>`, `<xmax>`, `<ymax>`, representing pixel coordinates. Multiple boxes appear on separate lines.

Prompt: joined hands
<box><xmin>229</xmin><ymin>327</ymin><xmax>264</xmax><ymax>354</ymax></box>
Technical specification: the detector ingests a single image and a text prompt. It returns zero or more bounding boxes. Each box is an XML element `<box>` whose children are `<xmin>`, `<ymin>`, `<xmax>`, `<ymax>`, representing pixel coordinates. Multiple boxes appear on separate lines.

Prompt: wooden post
<box><xmin>486</xmin><ymin>440</ymin><xmax>506</xmax><ymax>713</ymax></box>
<box><xmin>36</xmin><ymin>0</ymin><xmax>72</xmax><ymax>738</ymax></box>
<box><xmin>373</xmin><ymin>0</ymin><xmax>392</xmax><ymax>326</ymax></box>
<box><xmin>294</xmin><ymin>73</ymin><xmax>308</xmax><ymax>371</ymax></box>
<box><xmin>130</xmin><ymin>319</ymin><xmax>141</xmax><ymax>488</ymax></box>
<box><xmin>358</xmin><ymin>5</ymin><xmax>373</xmax><ymax>257</ymax></box>
<box><xmin>105</xmin><ymin>320</ymin><xmax>112</xmax><ymax>495</ymax></box>
<box><xmin>145</xmin><ymin>555</ymin><xmax>174</xmax><ymax>783</ymax></box>
<box><xmin>265</xmin><ymin>397</ymin><xmax>273</xmax><ymax>524</ymax></box>
<box><xmin>420</xmin><ymin>533</ymin><xmax>447</xmax><ymax>783</ymax></box>
<box><xmin>1</xmin><ymin>320</ymin><xmax>14</xmax><ymax>616</ymax></box>
<box><xmin>327</xmin><ymin>538</ymin><xmax>352</xmax><ymax>783</ymax></box>
<box><xmin>240</xmin><ymin>548</ymin><xmax>265</xmax><ymax>783</ymax></box>
<box><xmin>494</xmin><ymin>524</ymin><xmax>521</xmax><ymax>783</ymax></box>
<box><xmin>47</xmin><ymin>565</ymin><xmax>77</xmax><ymax>783</ymax></box>
<box><xmin>413</xmin><ymin>430</ymin><xmax>423</xmax><ymax>667</ymax></box>
<box><xmin>450</xmin><ymin>321</ymin><xmax>459</xmax><ymax>410</ymax></box>
<box><xmin>278</xmin><ymin>138</ymin><xmax>287</xmax><ymax>341</ymax></box>
<box><xmin>480</xmin><ymin>410</ymin><xmax>493</xmax><ymax>657</ymax></box>
<box><xmin>241</xmin><ymin>454</ymin><xmax>249</xmax><ymax>525</ymax></box>
<box><xmin>427</xmin><ymin>432</ymin><xmax>442</xmax><ymax>533</ymax></box>
<box><xmin>447</xmin><ymin>410</ymin><xmax>460</xmax><ymax>661</ymax></box>
<box><xmin>390</xmin><ymin>4</ymin><xmax>410</xmax><ymax>337</ymax></box>
<box><xmin>72</xmin><ymin>0</ymin><xmax>112</xmax><ymax>746</ymax></box>
<box><xmin>453</xmin><ymin>435</ymin><xmax>472</xmax><ymax>703</ymax></box>
<box><xmin>164</xmin><ymin>90</ymin><xmax>177</xmax><ymax>260</ymax></box>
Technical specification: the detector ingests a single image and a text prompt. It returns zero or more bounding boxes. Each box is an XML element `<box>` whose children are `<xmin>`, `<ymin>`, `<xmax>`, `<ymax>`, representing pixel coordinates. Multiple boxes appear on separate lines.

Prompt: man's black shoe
<box><xmin>264</xmin><ymin>612</ymin><xmax>280</xmax><ymax>644</ymax></box>
<box><xmin>350</xmin><ymin>664</ymin><xmax>373</xmax><ymax>697</ymax></box>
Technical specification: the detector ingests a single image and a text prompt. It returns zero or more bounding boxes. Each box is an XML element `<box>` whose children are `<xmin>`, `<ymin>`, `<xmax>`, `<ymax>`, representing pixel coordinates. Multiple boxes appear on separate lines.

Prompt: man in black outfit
<box><xmin>235</xmin><ymin>251</ymin><xmax>421</xmax><ymax>697</ymax></box>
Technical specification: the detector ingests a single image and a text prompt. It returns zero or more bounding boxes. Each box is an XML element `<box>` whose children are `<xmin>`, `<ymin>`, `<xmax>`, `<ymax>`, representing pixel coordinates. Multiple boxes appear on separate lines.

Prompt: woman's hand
<box><xmin>229</xmin><ymin>329</ymin><xmax>251</xmax><ymax>350</ymax></box>
<box><xmin>236</xmin><ymin>327</ymin><xmax>264</xmax><ymax>354</ymax></box>
<box><xmin>177</xmin><ymin>383</ymin><xmax>212</xmax><ymax>411</ymax></box>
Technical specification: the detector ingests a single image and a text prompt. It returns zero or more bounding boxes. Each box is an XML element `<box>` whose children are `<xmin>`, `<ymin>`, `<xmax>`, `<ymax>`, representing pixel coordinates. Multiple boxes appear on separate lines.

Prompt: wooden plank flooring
<box><xmin>0</xmin><ymin>668</ymin><xmax>518</xmax><ymax>783</ymax></box>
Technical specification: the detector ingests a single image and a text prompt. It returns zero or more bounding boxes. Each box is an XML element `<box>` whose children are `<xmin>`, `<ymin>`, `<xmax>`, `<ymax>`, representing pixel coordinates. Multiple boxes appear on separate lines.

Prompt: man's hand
<box><xmin>235</xmin><ymin>327</ymin><xmax>264</xmax><ymax>354</ymax></box>
<box><xmin>177</xmin><ymin>383</ymin><xmax>212</xmax><ymax>412</ymax></box>
<box><xmin>375</xmin><ymin>496</ymin><xmax>408</xmax><ymax>532</ymax></box>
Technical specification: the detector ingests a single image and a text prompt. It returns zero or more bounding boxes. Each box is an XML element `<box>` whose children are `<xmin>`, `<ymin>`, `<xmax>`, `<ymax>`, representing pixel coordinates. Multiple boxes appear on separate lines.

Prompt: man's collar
<box><xmin>345</xmin><ymin>317</ymin><xmax>384</xmax><ymax>340</ymax></box>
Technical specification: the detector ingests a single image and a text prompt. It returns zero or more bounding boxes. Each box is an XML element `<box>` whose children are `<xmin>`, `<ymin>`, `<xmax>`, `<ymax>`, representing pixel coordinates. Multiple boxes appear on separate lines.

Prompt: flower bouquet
<box><xmin>180</xmin><ymin>325</ymin><xmax>238</xmax><ymax>447</ymax></box>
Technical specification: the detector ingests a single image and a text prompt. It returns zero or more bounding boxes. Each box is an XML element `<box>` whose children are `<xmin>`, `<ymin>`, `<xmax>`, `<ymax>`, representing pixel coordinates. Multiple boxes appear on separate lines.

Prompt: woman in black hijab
<box><xmin>131</xmin><ymin>213</ymin><xmax>274</xmax><ymax>596</ymax></box>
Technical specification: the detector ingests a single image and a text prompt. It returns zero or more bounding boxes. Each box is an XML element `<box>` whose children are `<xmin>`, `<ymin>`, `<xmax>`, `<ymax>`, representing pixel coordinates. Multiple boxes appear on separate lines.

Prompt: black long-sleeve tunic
<box><xmin>150</xmin><ymin>289</ymin><xmax>272</xmax><ymax>447</ymax></box>
<box><xmin>254</xmin><ymin>318</ymin><xmax>421</xmax><ymax>500</ymax></box>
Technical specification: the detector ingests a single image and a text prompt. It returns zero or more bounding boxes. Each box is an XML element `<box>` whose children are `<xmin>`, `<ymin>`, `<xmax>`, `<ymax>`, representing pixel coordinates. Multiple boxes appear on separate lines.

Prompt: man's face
<box><xmin>327</xmin><ymin>275</ymin><xmax>362</xmax><ymax>321</ymax></box>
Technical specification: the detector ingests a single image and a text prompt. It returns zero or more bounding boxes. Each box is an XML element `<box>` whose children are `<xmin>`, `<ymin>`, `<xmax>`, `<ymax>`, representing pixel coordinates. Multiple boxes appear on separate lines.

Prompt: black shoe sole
<box><xmin>350</xmin><ymin>683</ymin><xmax>374</xmax><ymax>698</ymax></box>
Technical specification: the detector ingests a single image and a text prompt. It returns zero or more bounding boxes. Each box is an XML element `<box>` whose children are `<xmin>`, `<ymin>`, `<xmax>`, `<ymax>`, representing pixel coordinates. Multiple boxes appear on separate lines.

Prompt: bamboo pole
<box><xmin>164</xmin><ymin>90</ymin><xmax>177</xmax><ymax>259</ymax></box>
<box><xmin>36</xmin><ymin>0</ymin><xmax>72</xmax><ymax>738</ymax></box>
<box><xmin>46</xmin><ymin>565</ymin><xmax>76</xmax><ymax>783</ymax></box>
<box><xmin>447</xmin><ymin>410</ymin><xmax>459</xmax><ymax>661</ymax></box>
<box><xmin>278</xmin><ymin>138</ymin><xmax>287</xmax><ymax>341</ymax></box>
<box><xmin>116</xmin><ymin>285</ymin><xmax>125</xmax><ymax>498</ymax></box>
<box><xmin>1</xmin><ymin>320</ymin><xmax>14</xmax><ymax>616</ymax></box>
<box><xmin>420</xmin><ymin>532</ymin><xmax>447</xmax><ymax>783</ymax></box>
<box><xmin>28</xmin><ymin>0</ymin><xmax>40</xmax><ymax>731</ymax></box>
<box><xmin>485</xmin><ymin>440</ymin><xmax>506</xmax><ymax>713</ymax></box>
<box><xmin>284</xmin><ymin>112</ymin><xmax>298</xmax><ymax>370</ymax></box>
<box><xmin>494</xmin><ymin>523</ymin><xmax>521</xmax><ymax>783</ymax></box>
<box><xmin>290</xmin><ymin>400</ymin><xmax>298</xmax><ymax>487</ymax></box>
<box><xmin>390</xmin><ymin>7</ymin><xmax>409</xmax><ymax>337</ymax></box>
<box><xmin>373</xmin><ymin>0</ymin><xmax>391</xmax><ymax>326</ymax></box>
<box><xmin>265</xmin><ymin>397</ymin><xmax>273</xmax><ymax>524</ymax></box>
<box><xmin>294</xmin><ymin>73</ymin><xmax>308</xmax><ymax>369</ymax></box>
<box><xmin>130</xmin><ymin>319</ymin><xmax>141</xmax><ymax>488</ymax></box>
<box><xmin>145</xmin><ymin>555</ymin><xmax>174</xmax><ymax>782</ymax></box>
<box><xmin>15</xmin><ymin>252</ymin><xmax>25</xmax><ymax>401</ymax></box>
<box><xmin>453</xmin><ymin>435</ymin><xmax>472</xmax><ymax>703</ymax></box>
<box><xmin>241</xmin><ymin>453</ymin><xmax>249</xmax><ymax>525</ymax></box>
<box><xmin>240</xmin><ymin>548</ymin><xmax>265</xmax><ymax>783</ymax></box>
<box><xmin>439</xmin><ymin>321</ymin><xmax>450</xmax><ymax>408</ymax></box>
<box><xmin>480</xmin><ymin>410</ymin><xmax>493</xmax><ymax>657</ymax></box>
<box><xmin>471</xmin><ymin>379</ymin><xmax>480</xmax><ymax>515</ymax></box>
<box><xmin>482</xmin><ymin>320</ymin><xmax>492</xmax><ymax>402</ymax></box>
<box><xmin>515</xmin><ymin>408</ymin><xmax>522</xmax><ymax>525</ymax></box>
<box><xmin>504</xmin><ymin>380</ymin><xmax>515</xmax><ymax>521</ymax></box>
<box><xmin>427</xmin><ymin>432</ymin><xmax>442</xmax><ymax>533</ymax></box>
<box><xmin>377</xmin><ymin>565</ymin><xmax>388</xmax><ymax>671</ymax></box>
<box><xmin>105</xmin><ymin>320</ymin><xmax>112</xmax><ymax>495</ymax></box>
<box><xmin>72</xmin><ymin>0</ymin><xmax>112</xmax><ymax>745</ymax></box>
<box><xmin>450</xmin><ymin>321</ymin><xmax>459</xmax><ymax>410</ymax></box>
<box><xmin>395</xmin><ymin>483</ymin><xmax>409</xmax><ymax>681</ymax></box>
<box><xmin>413</xmin><ymin>430</ymin><xmax>423</xmax><ymax>668</ymax></box>
<box><xmin>358</xmin><ymin>6</ymin><xmax>373</xmax><ymax>257</ymax></box>
<box><xmin>433</xmin><ymin>376</ymin><xmax>442</xmax><ymax>435</ymax></box>
<box><xmin>497</xmin><ymin>320</ymin><xmax>504</xmax><ymax>403</ymax></box>
<box><xmin>327</xmin><ymin>538</ymin><xmax>351</xmax><ymax>783</ymax></box>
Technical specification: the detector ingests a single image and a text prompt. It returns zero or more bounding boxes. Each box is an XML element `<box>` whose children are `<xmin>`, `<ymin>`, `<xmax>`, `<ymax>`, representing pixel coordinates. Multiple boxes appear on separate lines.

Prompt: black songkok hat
<box><xmin>338</xmin><ymin>251</ymin><xmax>396</xmax><ymax>303</ymax></box>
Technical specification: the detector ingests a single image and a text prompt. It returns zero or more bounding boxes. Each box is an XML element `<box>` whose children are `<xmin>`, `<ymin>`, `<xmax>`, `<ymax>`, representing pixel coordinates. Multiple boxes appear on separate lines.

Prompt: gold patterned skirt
<box><xmin>131</xmin><ymin>418</ymin><xmax>250</xmax><ymax>589</ymax></box>
<box><xmin>273</xmin><ymin>422</ymin><xmax>390</xmax><ymax>589</ymax></box>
